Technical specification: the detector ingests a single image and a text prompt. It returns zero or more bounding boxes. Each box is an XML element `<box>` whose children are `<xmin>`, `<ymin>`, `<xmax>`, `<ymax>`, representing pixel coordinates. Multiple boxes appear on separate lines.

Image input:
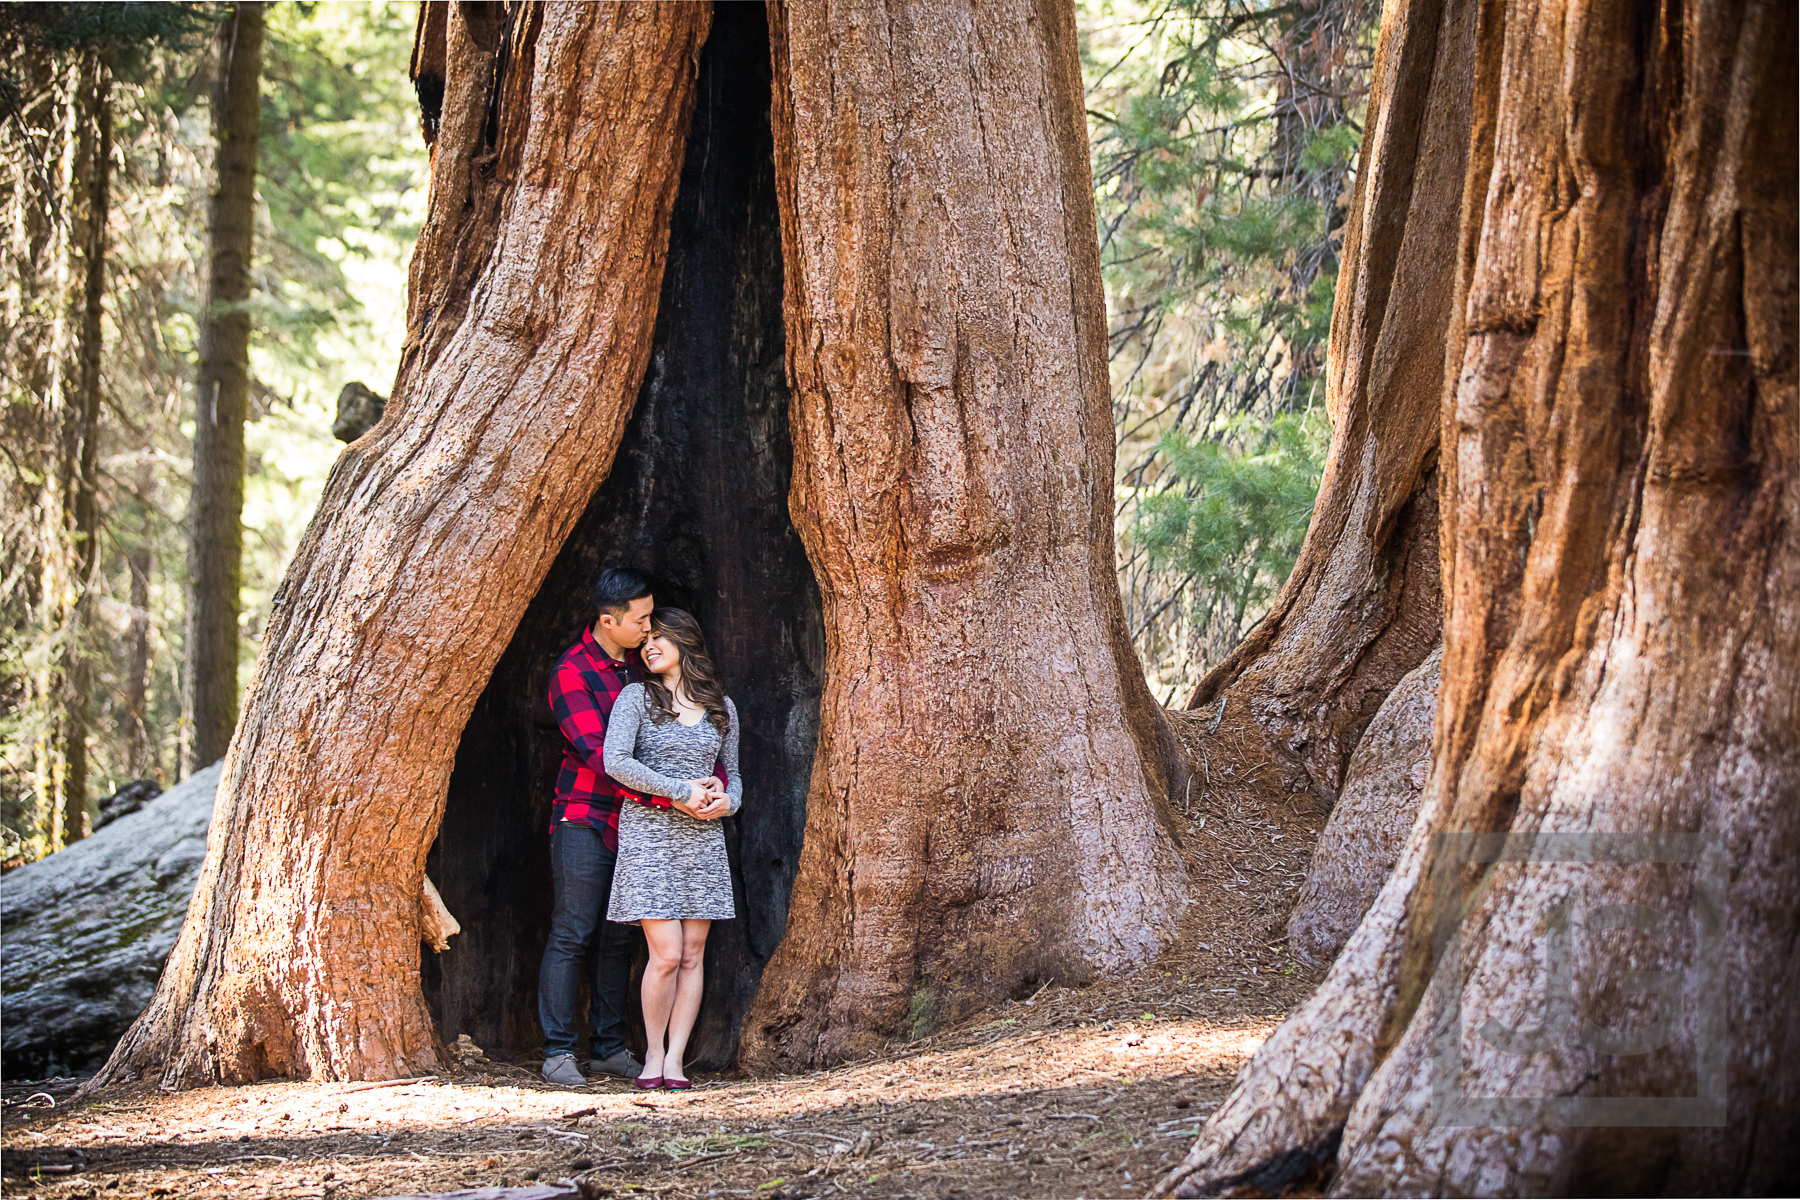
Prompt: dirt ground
<box><xmin>3</xmin><ymin>714</ymin><xmax>1325</xmax><ymax>1200</ymax></box>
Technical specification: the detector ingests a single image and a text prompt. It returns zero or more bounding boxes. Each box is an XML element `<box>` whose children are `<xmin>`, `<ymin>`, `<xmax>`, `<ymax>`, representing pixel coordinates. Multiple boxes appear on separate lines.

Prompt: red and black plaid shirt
<box><xmin>549</xmin><ymin>630</ymin><xmax>660</xmax><ymax>848</ymax></box>
<box><xmin>547</xmin><ymin>628</ymin><xmax>726</xmax><ymax>849</ymax></box>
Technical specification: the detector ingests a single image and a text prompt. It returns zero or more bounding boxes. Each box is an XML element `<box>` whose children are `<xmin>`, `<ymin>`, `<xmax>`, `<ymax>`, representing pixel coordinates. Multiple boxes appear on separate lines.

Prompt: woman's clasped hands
<box><xmin>675</xmin><ymin>778</ymin><xmax>730</xmax><ymax>820</ymax></box>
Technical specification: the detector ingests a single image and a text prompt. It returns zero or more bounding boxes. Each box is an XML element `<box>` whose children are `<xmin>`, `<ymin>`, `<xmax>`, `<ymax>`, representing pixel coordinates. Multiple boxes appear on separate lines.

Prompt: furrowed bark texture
<box><xmin>1286</xmin><ymin>644</ymin><xmax>1439</xmax><ymax>966</ymax></box>
<box><xmin>1179</xmin><ymin>0</ymin><xmax>1467</xmax><ymax>811</ymax></box>
<box><xmin>1161</xmin><ymin>0</ymin><xmax>1798</xmax><ymax>1191</ymax></box>
<box><xmin>186</xmin><ymin>2</ymin><xmax>262</xmax><ymax>770</ymax></box>
<box><xmin>91</xmin><ymin>2</ymin><xmax>710</xmax><ymax>1088</ymax></box>
<box><xmin>740</xmin><ymin>0</ymin><xmax>1190</xmax><ymax>1070</ymax></box>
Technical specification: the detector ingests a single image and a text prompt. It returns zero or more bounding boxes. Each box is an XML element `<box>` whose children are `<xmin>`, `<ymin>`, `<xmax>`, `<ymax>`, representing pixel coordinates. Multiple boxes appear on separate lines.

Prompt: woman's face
<box><xmin>642</xmin><ymin>633</ymin><xmax>683</xmax><ymax>676</ymax></box>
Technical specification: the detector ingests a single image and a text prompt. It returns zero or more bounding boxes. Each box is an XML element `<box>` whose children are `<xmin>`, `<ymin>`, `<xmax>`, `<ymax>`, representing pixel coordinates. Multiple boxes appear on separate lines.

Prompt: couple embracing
<box><xmin>537</xmin><ymin>568</ymin><xmax>741</xmax><ymax>1091</ymax></box>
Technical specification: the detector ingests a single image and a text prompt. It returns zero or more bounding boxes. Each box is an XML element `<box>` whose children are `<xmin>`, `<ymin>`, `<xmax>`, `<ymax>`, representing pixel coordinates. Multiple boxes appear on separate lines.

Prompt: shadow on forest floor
<box><xmin>3</xmin><ymin>722</ymin><xmax>1323</xmax><ymax>1200</ymax></box>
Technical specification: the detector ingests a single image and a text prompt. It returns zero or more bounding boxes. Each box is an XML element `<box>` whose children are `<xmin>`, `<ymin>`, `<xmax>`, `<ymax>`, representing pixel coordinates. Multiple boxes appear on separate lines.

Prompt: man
<box><xmin>538</xmin><ymin>568</ymin><xmax>726</xmax><ymax>1086</ymax></box>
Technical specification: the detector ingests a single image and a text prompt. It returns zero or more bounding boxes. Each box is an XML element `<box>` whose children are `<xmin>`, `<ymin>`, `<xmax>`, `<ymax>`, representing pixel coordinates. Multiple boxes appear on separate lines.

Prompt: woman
<box><xmin>603</xmin><ymin>607</ymin><xmax>741</xmax><ymax>1090</ymax></box>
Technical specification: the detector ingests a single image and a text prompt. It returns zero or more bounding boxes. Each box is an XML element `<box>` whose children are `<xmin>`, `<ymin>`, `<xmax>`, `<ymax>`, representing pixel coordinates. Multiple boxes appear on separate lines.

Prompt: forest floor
<box><xmin>3</xmin><ymin>712</ymin><xmax>1325</xmax><ymax>1200</ymax></box>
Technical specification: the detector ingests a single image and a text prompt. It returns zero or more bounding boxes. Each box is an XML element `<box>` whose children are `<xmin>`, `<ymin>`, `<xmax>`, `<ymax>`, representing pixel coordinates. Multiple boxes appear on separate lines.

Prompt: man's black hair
<box><xmin>590</xmin><ymin>567</ymin><xmax>653</xmax><ymax>619</ymax></box>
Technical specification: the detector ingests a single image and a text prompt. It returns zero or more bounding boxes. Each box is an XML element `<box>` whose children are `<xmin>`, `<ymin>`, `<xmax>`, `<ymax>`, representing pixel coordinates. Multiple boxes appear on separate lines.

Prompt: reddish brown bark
<box><xmin>738</xmin><ymin>0</ymin><xmax>1190</xmax><ymax>1070</ymax></box>
<box><xmin>92</xmin><ymin>2</ymin><xmax>711</xmax><ymax>1088</ymax></box>
<box><xmin>1161</xmin><ymin>0</ymin><xmax>1797</xmax><ymax>1190</ymax></box>
<box><xmin>1180</xmin><ymin>0</ymin><xmax>1471</xmax><ymax>812</ymax></box>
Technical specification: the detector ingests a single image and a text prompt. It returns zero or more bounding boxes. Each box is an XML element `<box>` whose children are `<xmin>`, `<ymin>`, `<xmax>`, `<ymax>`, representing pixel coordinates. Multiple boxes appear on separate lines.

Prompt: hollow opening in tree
<box><xmin>421</xmin><ymin>5</ymin><xmax>823</xmax><ymax>1070</ymax></box>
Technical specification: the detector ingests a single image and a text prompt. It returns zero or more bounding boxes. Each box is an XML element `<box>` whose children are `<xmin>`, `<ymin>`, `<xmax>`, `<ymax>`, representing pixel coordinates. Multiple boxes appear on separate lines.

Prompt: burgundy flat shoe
<box><xmin>662</xmin><ymin>1077</ymin><xmax>691</xmax><ymax>1091</ymax></box>
<box><xmin>635</xmin><ymin>1076</ymin><xmax>663</xmax><ymax>1090</ymax></box>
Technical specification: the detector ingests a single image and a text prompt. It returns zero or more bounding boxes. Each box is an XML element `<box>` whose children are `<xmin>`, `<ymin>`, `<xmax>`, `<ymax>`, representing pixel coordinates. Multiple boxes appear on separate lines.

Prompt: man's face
<box><xmin>597</xmin><ymin>595</ymin><xmax>655</xmax><ymax>649</ymax></box>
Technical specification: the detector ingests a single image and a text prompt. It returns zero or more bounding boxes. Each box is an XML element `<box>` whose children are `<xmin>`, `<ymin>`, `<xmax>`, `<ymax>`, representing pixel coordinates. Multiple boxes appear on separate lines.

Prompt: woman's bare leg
<box><xmin>662</xmin><ymin>919</ymin><xmax>711</xmax><ymax>1082</ymax></box>
<box><xmin>639</xmin><ymin>919</ymin><xmax>684</xmax><ymax>1079</ymax></box>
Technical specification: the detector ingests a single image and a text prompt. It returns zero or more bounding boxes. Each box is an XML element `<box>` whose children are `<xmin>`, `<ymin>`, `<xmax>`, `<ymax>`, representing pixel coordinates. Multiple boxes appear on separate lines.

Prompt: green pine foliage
<box><xmin>0</xmin><ymin>3</ymin><xmax>211</xmax><ymax>64</ymax></box>
<box><xmin>1133</xmin><ymin>410</ymin><xmax>1328</xmax><ymax>646</ymax></box>
<box><xmin>241</xmin><ymin>1</ymin><xmax>426</xmax><ymax>672</ymax></box>
<box><xmin>256</xmin><ymin>0</ymin><xmax>424</xmax><ymax>377</ymax></box>
<box><xmin>1081</xmin><ymin>0</ymin><xmax>1375</xmax><ymax>701</ymax></box>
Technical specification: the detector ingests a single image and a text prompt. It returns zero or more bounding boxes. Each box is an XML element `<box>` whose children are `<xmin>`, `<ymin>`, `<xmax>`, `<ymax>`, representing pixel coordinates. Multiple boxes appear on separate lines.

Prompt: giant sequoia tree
<box><xmin>739</xmin><ymin>0</ymin><xmax>1190</xmax><ymax>1068</ymax></box>
<box><xmin>1160</xmin><ymin>0</ymin><xmax>1798</xmax><ymax>1191</ymax></box>
<box><xmin>94</xmin><ymin>0</ymin><xmax>1188</xmax><ymax>1087</ymax></box>
<box><xmin>1173</xmin><ymin>0</ymin><xmax>1461</xmax><ymax>815</ymax></box>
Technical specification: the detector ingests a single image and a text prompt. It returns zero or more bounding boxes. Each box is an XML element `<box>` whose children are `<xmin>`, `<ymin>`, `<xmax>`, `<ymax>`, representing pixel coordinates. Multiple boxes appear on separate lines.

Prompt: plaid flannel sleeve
<box><xmin>548</xmin><ymin>657</ymin><xmax>608</xmax><ymax>770</ymax></box>
<box><xmin>626</xmin><ymin>792</ymin><xmax>673</xmax><ymax>809</ymax></box>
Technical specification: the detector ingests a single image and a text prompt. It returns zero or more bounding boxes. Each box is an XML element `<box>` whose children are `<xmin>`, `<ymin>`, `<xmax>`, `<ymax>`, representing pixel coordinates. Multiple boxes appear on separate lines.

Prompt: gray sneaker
<box><xmin>586</xmin><ymin>1048</ymin><xmax>644</xmax><ymax>1080</ymax></box>
<box><xmin>541</xmin><ymin>1052</ymin><xmax>586</xmax><ymax>1087</ymax></box>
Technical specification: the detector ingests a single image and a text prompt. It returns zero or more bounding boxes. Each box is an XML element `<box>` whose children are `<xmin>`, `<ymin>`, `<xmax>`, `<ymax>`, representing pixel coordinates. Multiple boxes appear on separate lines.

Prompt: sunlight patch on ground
<box><xmin>2</xmin><ymin>1016</ymin><xmax>1280</xmax><ymax>1198</ymax></box>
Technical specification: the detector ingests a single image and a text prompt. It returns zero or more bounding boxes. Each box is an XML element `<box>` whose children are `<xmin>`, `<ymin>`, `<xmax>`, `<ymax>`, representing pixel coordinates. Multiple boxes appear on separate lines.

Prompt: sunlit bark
<box><xmin>1160</xmin><ymin>0</ymin><xmax>1797</xmax><ymax>1191</ymax></box>
<box><xmin>740</xmin><ymin>0</ymin><xmax>1191</xmax><ymax>1069</ymax></box>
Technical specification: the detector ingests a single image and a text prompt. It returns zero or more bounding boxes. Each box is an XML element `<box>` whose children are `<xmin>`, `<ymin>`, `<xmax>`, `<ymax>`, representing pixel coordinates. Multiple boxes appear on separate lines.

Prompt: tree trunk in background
<box><xmin>0</xmin><ymin>49</ymin><xmax>75</xmax><ymax>847</ymax></box>
<box><xmin>92</xmin><ymin>3</ymin><xmax>710</xmax><ymax>1088</ymax></box>
<box><xmin>125</xmin><ymin>543</ymin><xmax>154</xmax><ymax>777</ymax></box>
<box><xmin>740</xmin><ymin>0</ymin><xmax>1190</xmax><ymax>1070</ymax></box>
<box><xmin>124</xmin><ymin>449</ymin><xmax>157</xmax><ymax>776</ymax></box>
<box><xmin>1160</xmin><ymin>0</ymin><xmax>1797</xmax><ymax>1191</ymax></box>
<box><xmin>184</xmin><ymin>2</ymin><xmax>262</xmax><ymax>771</ymax></box>
<box><xmin>124</xmin><ymin>449</ymin><xmax>153</xmax><ymax>780</ymax></box>
<box><xmin>56</xmin><ymin>47</ymin><xmax>112</xmax><ymax>846</ymax></box>
<box><xmin>1269</xmin><ymin>0</ymin><xmax>1475</xmax><ymax>935</ymax></box>
<box><xmin>1178</xmin><ymin>0</ymin><xmax>1471</xmax><ymax>814</ymax></box>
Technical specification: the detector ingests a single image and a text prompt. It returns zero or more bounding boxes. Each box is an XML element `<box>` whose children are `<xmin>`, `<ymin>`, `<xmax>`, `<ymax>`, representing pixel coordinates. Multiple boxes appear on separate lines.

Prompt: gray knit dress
<box><xmin>603</xmin><ymin>684</ymin><xmax>741</xmax><ymax>923</ymax></box>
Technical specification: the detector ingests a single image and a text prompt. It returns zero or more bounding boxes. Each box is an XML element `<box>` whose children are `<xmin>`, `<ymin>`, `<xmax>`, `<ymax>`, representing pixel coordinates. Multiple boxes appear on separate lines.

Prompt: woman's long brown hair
<box><xmin>641</xmin><ymin>607</ymin><xmax>730</xmax><ymax>736</ymax></box>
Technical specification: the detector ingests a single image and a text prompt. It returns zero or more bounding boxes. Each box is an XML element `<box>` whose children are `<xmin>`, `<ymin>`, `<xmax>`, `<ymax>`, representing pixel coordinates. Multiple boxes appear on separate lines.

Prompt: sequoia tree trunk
<box><xmin>1177</xmin><ymin>0</ymin><xmax>1470</xmax><ymax>812</ymax></box>
<box><xmin>1268</xmin><ymin>0</ymin><xmax>1481</xmax><ymax>956</ymax></box>
<box><xmin>92</xmin><ymin>3</ymin><xmax>711</xmax><ymax>1088</ymax></box>
<box><xmin>95</xmin><ymin>0</ymin><xmax>1194</xmax><ymax>1087</ymax></box>
<box><xmin>185</xmin><ymin>2</ymin><xmax>263</xmax><ymax>771</ymax></box>
<box><xmin>423</xmin><ymin>2</ymin><xmax>823</xmax><ymax>1070</ymax></box>
<box><xmin>1159</xmin><ymin>0</ymin><xmax>1797</xmax><ymax>1191</ymax></box>
<box><xmin>739</xmin><ymin>0</ymin><xmax>1190</xmax><ymax>1069</ymax></box>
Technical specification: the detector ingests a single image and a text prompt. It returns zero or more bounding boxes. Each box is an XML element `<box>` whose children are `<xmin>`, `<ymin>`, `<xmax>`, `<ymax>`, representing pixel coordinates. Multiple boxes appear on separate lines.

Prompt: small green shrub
<box><xmin>1132</xmin><ymin>408</ymin><xmax>1328</xmax><ymax>635</ymax></box>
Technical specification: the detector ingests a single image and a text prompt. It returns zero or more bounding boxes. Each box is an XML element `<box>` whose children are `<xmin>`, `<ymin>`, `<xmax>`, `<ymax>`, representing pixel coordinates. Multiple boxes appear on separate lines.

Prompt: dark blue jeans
<box><xmin>538</xmin><ymin>821</ymin><xmax>638</xmax><ymax>1060</ymax></box>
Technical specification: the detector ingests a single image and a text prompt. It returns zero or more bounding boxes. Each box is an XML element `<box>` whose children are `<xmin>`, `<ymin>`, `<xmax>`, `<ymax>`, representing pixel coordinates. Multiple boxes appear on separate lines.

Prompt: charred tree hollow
<box><xmin>424</xmin><ymin>5</ymin><xmax>822</xmax><ymax>1070</ymax></box>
